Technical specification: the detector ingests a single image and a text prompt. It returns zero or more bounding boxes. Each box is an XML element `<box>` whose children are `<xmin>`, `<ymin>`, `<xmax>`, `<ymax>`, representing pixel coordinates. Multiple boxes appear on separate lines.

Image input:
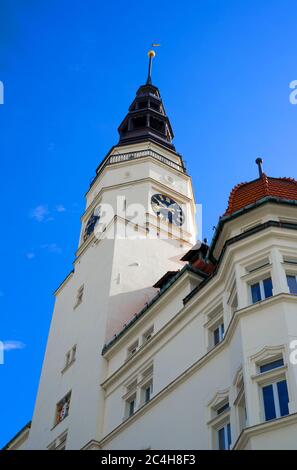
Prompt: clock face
<box><xmin>83</xmin><ymin>209</ymin><xmax>100</xmax><ymax>241</ymax></box>
<box><xmin>151</xmin><ymin>193</ymin><xmax>184</xmax><ymax>226</ymax></box>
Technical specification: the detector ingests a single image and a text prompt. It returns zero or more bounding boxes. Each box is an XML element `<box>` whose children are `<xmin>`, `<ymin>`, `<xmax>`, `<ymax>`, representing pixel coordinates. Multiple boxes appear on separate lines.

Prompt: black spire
<box><xmin>117</xmin><ymin>50</ymin><xmax>175</xmax><ymax>150</ymax></box>
<box><xmin>255</xmin><ymin>157</ymin><xmax>264</xmax><ymax>177</ymax></box>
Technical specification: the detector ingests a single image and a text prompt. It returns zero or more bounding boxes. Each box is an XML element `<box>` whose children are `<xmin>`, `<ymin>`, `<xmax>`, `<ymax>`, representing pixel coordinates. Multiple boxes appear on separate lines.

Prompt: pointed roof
<box><xmin>224</xmin><ymin>172</ymin><xmax>297</xmax><ymax>216</ymax></box>
<box><xmin>117</xmin><ymin>82</ymin><xmax>175</xmax><ymax>150</ymax></box>
<box><xmin>117</xmin><ymin>50</ymin><xmax>175</xmax><ymax>150</ymax></box>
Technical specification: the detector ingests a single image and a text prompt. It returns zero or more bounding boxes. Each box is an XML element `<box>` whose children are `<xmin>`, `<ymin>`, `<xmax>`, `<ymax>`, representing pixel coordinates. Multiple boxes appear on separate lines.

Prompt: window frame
<box><xmin>142</xmin><ymin>326</ymin><xmax>154</xmax><ymax>344</ymax></box>
<box><xmin>249</xmin><ymin>276</ymin><xmax>273</xmax><ymax>304</ymax></box>
<box><xmin>126</xmin><ymin>340</ymin><xmax>139</xmax><ymax>359</ymax></box>
<box><xmin>261</xmin><ymin>378</ymin><xmax>289</xmax><ymax>421</ymax></box>
<box><xmin>62</xmin><ymin>345</ymin><xmax>77</xmax><ymax>374</ymax></box>
<box><xmin>208</xmin><ymin>392</ymin><xmax>232</xmax><ymax>450</ymax></box>
<box><xmin>47</xmin><ymin>431</ymin><xmax>68</xmax><ymax>450</ymax></box>
<box><xmin>74</xmin><ymin>285</ymin><xmax>84</xmax><ymax>309</ymax></box>
<box><xmin>213</xmin><ymin>323</ymin><xmax>224</xmax><ymax>346</ymax></box>
<box><xmin>54</xmin><ymin>392</ymin><xmax>71</xmax><ymax>427</ymax></box>
<box><xmin>286</xmin><ymin>273</ymin><xmax>297</xmax><ymax>295</ymax></box>
<box><xmin>217</xmin><ymin>421</ymin><xmax>231</xmax><ymax>450</ymax></box>
<box><xmin>251</xmin><ymin>352</ymin><xmax>289</xmax><ymax>423</ymax></box>
<box><xmin>204</xmin><ymin>304</ymin><xmax>225</xmax><ymax>350</ymax></box>
<box><xmin>122</xmin><ymin>363</ymin><xmax>154</xmax><ymax>420</ymax></box>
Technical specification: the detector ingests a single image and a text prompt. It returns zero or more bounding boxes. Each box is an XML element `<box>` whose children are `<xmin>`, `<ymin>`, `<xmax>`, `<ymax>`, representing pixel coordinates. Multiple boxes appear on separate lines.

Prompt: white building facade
<box><xmin>5</xmin><ymin>63</ymin><xmax>297</xmax><ymax>451</ymax></box>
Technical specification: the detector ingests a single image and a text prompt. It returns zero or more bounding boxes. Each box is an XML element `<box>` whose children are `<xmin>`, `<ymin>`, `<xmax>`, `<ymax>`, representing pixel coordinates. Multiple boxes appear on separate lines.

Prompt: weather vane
<box><xmin>146</xmin><ymin>43</ymin><xmax>160</xmax><ymax>85</ymax></box>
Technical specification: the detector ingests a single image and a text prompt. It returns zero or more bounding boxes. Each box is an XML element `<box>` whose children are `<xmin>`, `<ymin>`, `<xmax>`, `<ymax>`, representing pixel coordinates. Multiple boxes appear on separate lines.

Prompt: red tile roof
<box><xmin>191</xmin><ymin>258</ymin><xmax>215</xmax><ymax>275</ymax></box>
<box><xmin>224</xmin><ymin>174</ymin><xmax>297</xmax><ymax>216</ymax></box>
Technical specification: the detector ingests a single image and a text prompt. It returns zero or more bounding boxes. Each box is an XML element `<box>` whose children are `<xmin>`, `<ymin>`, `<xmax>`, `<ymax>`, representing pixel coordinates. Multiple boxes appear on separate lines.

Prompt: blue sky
<box><xmin>1</xmin><ymin>0</ymin><xmax>297</xmax><ymax>447</ymax></box>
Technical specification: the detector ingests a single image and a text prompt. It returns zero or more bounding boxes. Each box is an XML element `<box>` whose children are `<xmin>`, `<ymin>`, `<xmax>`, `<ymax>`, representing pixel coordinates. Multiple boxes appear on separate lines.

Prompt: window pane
<box><xmin>277</xmin><ymin>380</ymin><xmax>289</xmax><ymax>417</ymax></box>
<box><xmin>262</xmin><ymin>384</ymin><xmax>276</xmax><ymax>421</ymax></box>
<box><xmin>220</xmin><ymin>323</ymin><xmax>225</xmax><ymax>338</ymax></box>
<box><xmin>260</xmin><ymin>359</ymin><xmax>284</xmax><ymax>373</ymax></box>
<box><xmin>263</xmin><ymin>277</ymin><xmax>273</xmax><ymax>298</ymax></box>
<box><xmin>227</xmin><ymin>423</ymin><xmax>231</xmax><ymax>449</ymax></box>
<box><xmin>145</xmin><ymin>386</ymin><xmax>151</xmax><ymax>403</ymax></box>
<box><xmin>129</xmin><ymin>400</ymin><xmax>135</xmax><ymax>416</ymax></box>
<box><xmin>217</xmin><ymin>402</ymin><xmax>229</xmax><ymax>415</ymax></box>
<box><xmin>218</xmin><ymin>427</ymin><xmax>225</xmax><ymax>450</ymax></box>
<box><xmin>287</xmin><ymin>275</ymin><xmax>297</xmax><ymax>295</ymax></box>
<box><xmin>214</xmin><ymin>328</ymin><xmax>220</xmax><ymax>345</ymax></box>
<box><xmin>251</xmin><ymin>283</ymin><xmax>261</xmax><ymax>303</ymax></box>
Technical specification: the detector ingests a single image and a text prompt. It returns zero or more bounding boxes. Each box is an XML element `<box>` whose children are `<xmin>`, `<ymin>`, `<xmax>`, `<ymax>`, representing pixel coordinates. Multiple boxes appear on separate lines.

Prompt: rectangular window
<box><xmin>55</xmin><ymin>392</ymin><xmax>71</xmax><ymax>426</ymax></box>
<box><xmin>217</xmin><ymin>402</ymin><xmax>229</xmax><ymax>415</ymax></box>
<box><xmin>287</xmin><ymin>275</ymin><xmax>297</xmax><ymax>294</ymax></box>
<box><xmin>260</xmin><ymin>358</ymin><xmax>284</xmax><ymax>373</ymax></box>
<box><xmin>251</xmin><ymin>277</ymin><xmax>273</xmax><ymax>304</ymax></box>
<box><xmin>74</xmin><ymin>285</ymin><xmax>84</xmax><ymax>308</ymax></box>
<box><xmin>71</xmin><ymin>345</ymin><xmax>77</xmax><ymax>362</ymax></box>
<box><xmin>65</xmin><ymin>351</ymin><xmax>71</xmax><ymax>367</ymax></box>
<box><xmin>217</xmin><ymin>422</ymin><xmax>231</xmax><ymax>450</ymax></box>
<box><xmin>263</xmin><ymin>277</ymin><xmax>273</xmax><ymax>298</ymax></box>
<box><xmin>48</xmin><ymin>432</ymin><xmax>68</xmax><ymax>450</ymax></box>
<box><xmin>143</xmin><ymin>326</ymin><xmax>154</xmax><ymax>344</ymax></box>
<box><xmin>127</xmin><ymin>340</ymin><xmax>139</xmax><ymax>358</ymax></box>
<box><xmin>145</xmin><ymin>385</ymin><xmax>151</xmax><ymax>403</ymax></box>
<box><xmin>128</xmin><ymin>397</ymin><xmax>135</xmax><ymax>417</ymax></box>
<box><xmin>213</xmin><ymin>323</ymin><xmax>224</xmax><ymax>346</ymax></box>
<box><xmin>251</xmin><ymin>282</ymin><xmax>261</xmax><ymax>303</ymax></box>
<box><xmin>262</xmin><ymin>379</ymin><xmax>289</xmax><ymax>421</ymax></box>
<box><xmin>56</xmin><ymin>434</ymin><xmax>67</xmax><ymax>450</ymax></box>
<box><xmin>142</xmin><ymin>381</ymin><xmax>153</xmax><ymax>405</ymax></box>
<box><xmin>63</xmin><ymin>345</ymin><xmax>77</xmax><ymax>372</ymax></box>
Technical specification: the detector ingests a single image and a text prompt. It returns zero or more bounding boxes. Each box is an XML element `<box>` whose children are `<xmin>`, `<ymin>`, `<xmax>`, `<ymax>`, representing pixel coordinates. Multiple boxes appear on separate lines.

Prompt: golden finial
<box><xmin>148</xmin><ymin>50</ymin><xmax>156</xmax><ymax>58</ymax></box>
<box><xmin>146</xmin><ymin>44</ymin><xmax>160</xmax><ymax>84</ymax></box>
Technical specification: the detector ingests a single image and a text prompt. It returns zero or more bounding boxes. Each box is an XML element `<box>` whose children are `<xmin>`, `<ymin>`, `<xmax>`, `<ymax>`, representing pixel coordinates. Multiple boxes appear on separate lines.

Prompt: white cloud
<box><xmin>30</xmin><ymin>205</ymin><xmax>49</xmax><ymax>222</ymax></box>
<box><xmin>3</xmin><ymin>340</ymin><xmax>26</xmax><ymax>351</ymax></box>
<box><xmin>41</xmin><ymin>243</ymin><xmax>62</xmax><ymax>254</ymax></box>
<box><xmin>26</xmin><ymin>252</ymin><xmax>36</xmax><ymax>259</ymax></box>
<box><xmin>56</xmin><ymin>204</ymin><xmax>66</xmax><ymax>213</ymax></box>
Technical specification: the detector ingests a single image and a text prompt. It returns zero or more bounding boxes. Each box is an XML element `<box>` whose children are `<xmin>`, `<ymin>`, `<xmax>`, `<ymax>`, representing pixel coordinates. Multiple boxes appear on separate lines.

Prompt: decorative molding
<box><xmin>233</xmin><ymin>412</ymin><xmax>297</xmax><ymax>450</ymax></box>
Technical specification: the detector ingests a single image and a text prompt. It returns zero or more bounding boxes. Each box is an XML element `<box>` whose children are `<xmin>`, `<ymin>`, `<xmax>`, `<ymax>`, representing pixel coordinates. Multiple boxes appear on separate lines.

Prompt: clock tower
<box><xmin>27</xmin><ymin>51</ymin><xmax>197</xmax><ymax>449</ymax></box>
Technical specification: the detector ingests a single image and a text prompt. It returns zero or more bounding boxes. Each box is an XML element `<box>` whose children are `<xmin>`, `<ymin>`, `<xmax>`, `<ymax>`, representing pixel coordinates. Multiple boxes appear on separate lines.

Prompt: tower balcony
<box><xmin>90</xmin><ymin>148</ymin><xmax>186</xmax><ymax>189</ymax></box>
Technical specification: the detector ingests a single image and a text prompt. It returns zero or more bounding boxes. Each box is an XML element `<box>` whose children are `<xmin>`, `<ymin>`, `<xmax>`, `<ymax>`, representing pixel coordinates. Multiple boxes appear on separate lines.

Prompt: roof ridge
<box><xmin>261</xmin><ymin>172</ymin><xmax>270</xmax><ymax>195</ymax></box>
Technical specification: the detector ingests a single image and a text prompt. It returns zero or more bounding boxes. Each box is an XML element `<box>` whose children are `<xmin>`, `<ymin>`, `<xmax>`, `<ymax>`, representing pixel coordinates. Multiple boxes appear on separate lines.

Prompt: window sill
<box><xmin>249</xmin><ymin>295</ymin><xmax>274</xmax><ymax>307</ymax></box>
<box><xmin>50</xmin><ymin>416</ymin><xmax>69</xmax><ymax>432</ymax></box>
<box><xmin>73</xmin><ymin>302</ymin><xmax>82</xmax><ymax>310</ymax></box>
<box><xmin>61</xmin><ymin>359</ymin><xmax>76</xmax><ymax>375</ymax></box>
